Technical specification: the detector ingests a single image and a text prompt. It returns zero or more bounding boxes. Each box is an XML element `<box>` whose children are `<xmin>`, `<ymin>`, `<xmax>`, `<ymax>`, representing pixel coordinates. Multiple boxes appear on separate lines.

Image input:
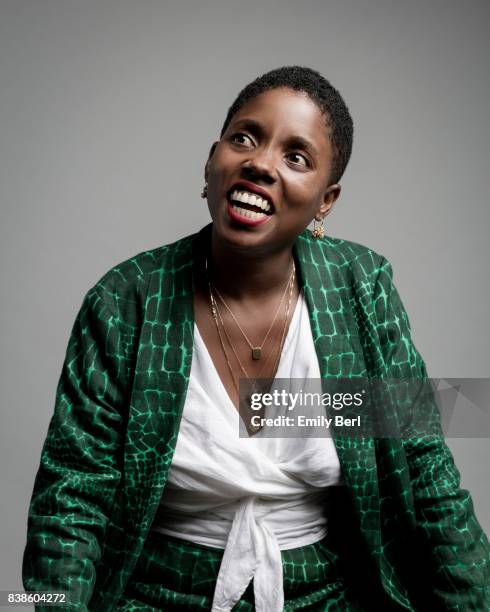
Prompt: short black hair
<box><xmin>219</xmin><ymin>66</ymin><xmax>354</xmax><ymax>184</ymax></box>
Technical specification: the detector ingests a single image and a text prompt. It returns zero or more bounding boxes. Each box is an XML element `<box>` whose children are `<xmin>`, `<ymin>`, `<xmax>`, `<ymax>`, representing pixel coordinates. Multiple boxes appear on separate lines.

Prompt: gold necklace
<box><xmin>208</xmin><ymin>265</ymin><xmax>296</xmax><ymax>435</ymax></box>
<box><xmin>211</xmin><ymin>263</ymin><xmax>295</xmax><ymax>361</ymax></box>
<box><xmin>210</xmin><ymin>266</ymin><xmax>295</xmax><ymax>380</ymax></box>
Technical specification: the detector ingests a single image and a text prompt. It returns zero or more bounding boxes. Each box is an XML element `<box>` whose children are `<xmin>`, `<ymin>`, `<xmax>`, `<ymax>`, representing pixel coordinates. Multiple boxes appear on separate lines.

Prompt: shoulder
<box><xmin>295</xmin><ymin>230</ymin><xmax>391</xmax><ymax>291</ymax></box>
<box><xmin>83</xmin><ymin>231</ymin><xmax>198</xmax><ymax>316</ymax></box>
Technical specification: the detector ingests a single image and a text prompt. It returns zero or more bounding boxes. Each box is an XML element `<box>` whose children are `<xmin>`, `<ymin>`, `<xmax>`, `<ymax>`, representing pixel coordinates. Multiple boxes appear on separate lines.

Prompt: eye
<box><xmin>230</xmin><ymin>132</ymin><xmax>254</xmax><ymax>147</ymax></box>
<box><xmin>286</xmin><ymin>152</ymin><xmax>310</xmax><ymax>168</ymax></box>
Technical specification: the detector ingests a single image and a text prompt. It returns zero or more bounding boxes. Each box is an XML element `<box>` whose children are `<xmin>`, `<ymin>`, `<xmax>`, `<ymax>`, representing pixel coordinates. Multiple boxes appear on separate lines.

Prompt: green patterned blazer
<box><xmin>23</xmin><ymin>224</ymin><xmax>489</xmax><ymax>610</ymax></box>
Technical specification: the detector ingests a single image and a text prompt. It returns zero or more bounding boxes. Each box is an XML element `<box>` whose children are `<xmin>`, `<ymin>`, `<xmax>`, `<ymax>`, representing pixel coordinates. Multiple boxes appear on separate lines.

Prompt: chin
<box><xmin>212</xmin><ymin>219</ymin><xmax>268</xmax><ymax>253</ymax></box>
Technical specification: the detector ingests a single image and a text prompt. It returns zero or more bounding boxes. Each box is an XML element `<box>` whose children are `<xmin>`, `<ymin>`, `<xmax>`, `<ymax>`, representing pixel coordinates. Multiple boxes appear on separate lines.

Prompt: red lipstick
<box><xmin>227</xmin><ymin>180</ymin><xmax>275</xmax><ymax>211</ymax></box>
<box><xmin>227</xmin><ymin>202</ymin><xmax>272</xmax><ymax>227</ymax></box>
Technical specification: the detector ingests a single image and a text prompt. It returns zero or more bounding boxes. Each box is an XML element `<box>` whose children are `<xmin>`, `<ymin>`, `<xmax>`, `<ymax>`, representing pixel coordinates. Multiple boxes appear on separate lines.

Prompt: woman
<box><xmin>23</xmin><ymin>66</ymin><xmax>489</xmax><ymax>611</ymax></box>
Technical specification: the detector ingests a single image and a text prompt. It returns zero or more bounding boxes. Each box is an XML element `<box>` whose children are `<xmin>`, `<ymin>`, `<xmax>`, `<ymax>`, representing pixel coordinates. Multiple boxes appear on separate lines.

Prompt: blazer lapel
<box><xmin>124</xmin><ymin>234</ymin><xmax>196</xmax><ymax>536</ymax></box>
<box><xmin>293</xmin><ymin>232</ymin><xmax>382</xmax><ymax>567</ymax></box>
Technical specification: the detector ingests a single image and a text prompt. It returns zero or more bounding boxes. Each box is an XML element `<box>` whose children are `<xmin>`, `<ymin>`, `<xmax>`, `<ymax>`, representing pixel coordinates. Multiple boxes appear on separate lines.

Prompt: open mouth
<box><xmin>226</xmin><ymin>186</ymin><xmax>274</xmax><ymax>221</ymax></box>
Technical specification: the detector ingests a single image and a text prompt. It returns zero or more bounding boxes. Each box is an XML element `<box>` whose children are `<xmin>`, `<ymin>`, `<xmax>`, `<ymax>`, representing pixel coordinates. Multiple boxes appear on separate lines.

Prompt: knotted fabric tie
<box><xmin>211</xmin><ymin>497</ymin><xmax>283</xmax><ymax>612</ymax></box>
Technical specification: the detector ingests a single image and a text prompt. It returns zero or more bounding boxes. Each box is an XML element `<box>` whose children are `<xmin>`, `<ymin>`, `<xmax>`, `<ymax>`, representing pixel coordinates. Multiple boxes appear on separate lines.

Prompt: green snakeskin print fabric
<box><xmin>23</xmin><ymin>224</ymin><xmax>490</xmax><ymax>610</ymax></box>
<box><xmin>116</xmin><ymin>531</ymin><xmax>363</xmax><ymax>611</ymax></box>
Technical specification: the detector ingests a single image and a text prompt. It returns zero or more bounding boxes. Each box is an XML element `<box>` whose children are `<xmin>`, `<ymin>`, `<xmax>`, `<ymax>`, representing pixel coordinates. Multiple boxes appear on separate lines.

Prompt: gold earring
<box><xmin>311</xmin><ymin>217</ymin><xmax>325</xmax><ymax>239</ymax></box>
<box><xmin>201</xmin><ymin>181</ymin><xmax>208</xmax><ymax>199</ymax></box>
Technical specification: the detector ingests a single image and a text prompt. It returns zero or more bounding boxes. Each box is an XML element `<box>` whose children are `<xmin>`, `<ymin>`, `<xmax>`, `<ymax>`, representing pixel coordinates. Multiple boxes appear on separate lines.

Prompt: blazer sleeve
<box><xmin>22</xmin><ymin>284</ymin><xmax>131</xmax><ymax>610</ymax></box>
<box><xmin>373</xmin><ymin>257</ymin><xmax>490</xmax><ymax>610</ymax></box>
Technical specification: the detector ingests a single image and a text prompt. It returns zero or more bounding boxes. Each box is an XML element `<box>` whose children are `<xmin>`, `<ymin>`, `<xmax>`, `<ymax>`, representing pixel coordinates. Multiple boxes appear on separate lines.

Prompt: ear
<box><xmin>315</xmin><ymin>183</ymin><xmax>341</xmax><ymax>220</ymax></box>
<box><xmin>204</xmin><ymin>141</ymin><xmax>219</xmax><ymax>182</ymax></box>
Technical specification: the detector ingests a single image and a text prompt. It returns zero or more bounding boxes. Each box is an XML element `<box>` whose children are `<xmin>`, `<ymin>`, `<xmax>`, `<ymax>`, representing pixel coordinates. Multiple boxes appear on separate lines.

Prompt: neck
<box><xmin>208</xmin><ymin>231</ymin><xmax>296</xmax><ymax>300</ymax></box>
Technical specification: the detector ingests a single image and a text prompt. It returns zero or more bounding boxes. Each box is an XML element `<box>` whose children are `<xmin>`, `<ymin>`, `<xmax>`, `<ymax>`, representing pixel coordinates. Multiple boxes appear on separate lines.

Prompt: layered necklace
<box><xmin>206</xmin><ymin>257</ymin><xmax>296</xmax><ymax>435</ymax></box>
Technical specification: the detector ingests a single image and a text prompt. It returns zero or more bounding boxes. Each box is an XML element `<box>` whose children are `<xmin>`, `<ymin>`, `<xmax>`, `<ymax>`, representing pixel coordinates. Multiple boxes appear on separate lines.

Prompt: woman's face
<box><xmin>205</xmin><ymin>86</ymin><xmax>340</xmax><ymax>255</ymax></box>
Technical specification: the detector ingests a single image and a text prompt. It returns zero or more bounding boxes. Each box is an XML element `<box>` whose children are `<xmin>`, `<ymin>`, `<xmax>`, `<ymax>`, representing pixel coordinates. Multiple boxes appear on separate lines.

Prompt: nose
<box><xmin>242</xmin><ymin>147</ymin><xmax>277</xmax><ymax>183</ymax></box>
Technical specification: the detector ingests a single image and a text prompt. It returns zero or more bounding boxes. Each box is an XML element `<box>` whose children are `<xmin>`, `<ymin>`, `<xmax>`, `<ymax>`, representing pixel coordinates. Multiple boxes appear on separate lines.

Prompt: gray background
<box><xmin>1</xmin><ymin>0</ymin><xmax>489</xmax><ymax>601</ymax></box>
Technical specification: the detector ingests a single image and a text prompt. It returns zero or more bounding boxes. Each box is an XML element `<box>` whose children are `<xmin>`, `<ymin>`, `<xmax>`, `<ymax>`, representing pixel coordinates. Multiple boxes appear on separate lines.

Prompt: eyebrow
<box><xmin>229</xmin><ymin>118</ymin><xmax>319</xmax><ymax>157</ymax></box>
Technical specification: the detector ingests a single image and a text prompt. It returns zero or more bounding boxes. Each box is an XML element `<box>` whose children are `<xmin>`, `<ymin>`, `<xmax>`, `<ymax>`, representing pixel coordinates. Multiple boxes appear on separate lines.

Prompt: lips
<box><xmin>226</xmin><ymin>201</ymin><xmax>272</xmax><ymax>226</ymax></box>
<box><xmin>226</xmin><ymin>180</ymin><xmax>275</xmax><ymax>213</ymax></box>
<box><xmin>224</xmin><ymin>179</ymin><xmax>276</xmax><ymax>227</ymax></box>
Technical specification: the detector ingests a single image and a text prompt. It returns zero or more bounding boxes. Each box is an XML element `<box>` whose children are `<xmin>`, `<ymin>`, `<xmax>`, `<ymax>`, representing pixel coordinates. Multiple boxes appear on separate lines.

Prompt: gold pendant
<box><xmin>252</xmin><ymin>347</ymin><xmax>261</xmax><ymax>360</ymax></box>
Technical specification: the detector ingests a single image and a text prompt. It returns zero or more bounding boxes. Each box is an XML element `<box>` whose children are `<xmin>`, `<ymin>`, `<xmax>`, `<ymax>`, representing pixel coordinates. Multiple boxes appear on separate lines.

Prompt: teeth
<box><xmin>251</xmin><ymin>210</ymin><xmax>264</xmax><ymax>220</ymax></box>
<box><xmin>230</xmin><ymin>189</ymin><xmax>271</xmax><ymax>212</ymax></box>
<box><xmin>232</xmin><ymin>204</ymin><xmax>266</xmax><ymax>220</ymax></box>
